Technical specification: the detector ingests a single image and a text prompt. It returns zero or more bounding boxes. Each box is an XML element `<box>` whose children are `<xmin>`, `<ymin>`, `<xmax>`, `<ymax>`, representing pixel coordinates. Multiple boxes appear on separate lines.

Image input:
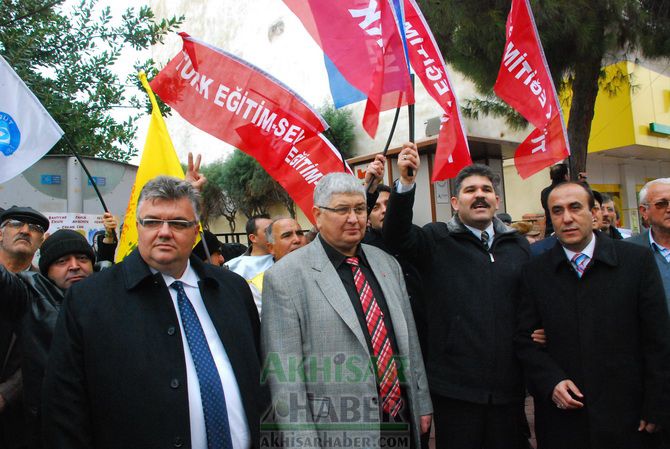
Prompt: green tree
<box><xmin>219</xmin><ymin>150</ymin><xmax>296</xmax><ymax>219</ymax></box>
<box><xmin>200</xmin><ymin>161</ymin><xmax>239</xmax><ymax>232</ymax></box>
<box><xmin>320</xmin><ymin>103</ymin><xmax>356</xmax><ymax>159</ymax></box>
<box><xmin>420</xmin><ymin>0</ymin><xmax>670</xmax><ymax>176</ymax></box>
<box><xmin>0</xmin><ymin>0</ymin><xmax>182</xmax><ymax>162</ymax></box>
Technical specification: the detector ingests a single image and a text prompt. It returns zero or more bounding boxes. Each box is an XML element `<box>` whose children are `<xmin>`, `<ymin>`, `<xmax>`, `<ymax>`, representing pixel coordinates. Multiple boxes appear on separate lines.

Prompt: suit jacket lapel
<box><xmin>367</xmin><ymin>249</ymin><xmax>409</xmax><ymax>355</ymax></box>
<box><xmin>311</xmin><ymin>239</ymin><xmax>369</xmax><ymax>352</ymax></box>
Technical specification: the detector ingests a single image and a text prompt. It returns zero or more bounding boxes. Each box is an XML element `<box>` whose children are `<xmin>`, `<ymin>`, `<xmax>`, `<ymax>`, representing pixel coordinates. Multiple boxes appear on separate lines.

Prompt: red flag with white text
<box><xmin>494</xmin><ymin>0</ymin><xmax>569</xmax><ymax>179</ymax></box>
<box><xmin>283</xmin><ymin>0</ymin><xmax>414</xmax><ymax>137</ymax></box>
<box><xmin>403</xmin><ymin>0</ymin><xmax>471</xmax><ymax>180</ymax></box>
<box><xmin>150</xmin><ymin>33</ymin><xmax>351</xmax><ymax>223</ymax></box>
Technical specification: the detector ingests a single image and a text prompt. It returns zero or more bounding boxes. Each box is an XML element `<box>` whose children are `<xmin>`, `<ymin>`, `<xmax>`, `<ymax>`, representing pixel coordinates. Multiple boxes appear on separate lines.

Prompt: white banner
<box><xmin>44</xmin><ymin>212</ymin><xmax>106</xmax><ymax>246</ymax></box>
<box><xmin>0</xmin><ymin>55</ymin><xmax>64</xmax><ymax>184</ymax></box>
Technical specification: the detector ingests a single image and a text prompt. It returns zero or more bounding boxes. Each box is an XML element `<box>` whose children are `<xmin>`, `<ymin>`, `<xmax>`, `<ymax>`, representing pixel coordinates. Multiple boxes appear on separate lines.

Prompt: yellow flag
<box><xmin>115</xmin><ymin>71</ymin><xmax>185</xmax><ymax>262</ymax></box>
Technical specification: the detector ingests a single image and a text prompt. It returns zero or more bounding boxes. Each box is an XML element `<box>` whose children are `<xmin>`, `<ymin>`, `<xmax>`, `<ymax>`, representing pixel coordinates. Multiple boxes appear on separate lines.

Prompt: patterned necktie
<box><xmin>571</xmin><ymin>253</ymin><xmax>590</xmax><ymax>278</ymax></box>
<box><xmin>171</xmin><ymin>281</ymin><xmax>233</xmax><ymax>449</ymax></box>
<box><xmin>480</xmin><ymin>230</ymin><xmax>490</xmax><ymax>249</ymax></box>
<box><xmin>345</xmin><ymin>257</ymin><xmax>403</xmax><ymax>416</ymax></box>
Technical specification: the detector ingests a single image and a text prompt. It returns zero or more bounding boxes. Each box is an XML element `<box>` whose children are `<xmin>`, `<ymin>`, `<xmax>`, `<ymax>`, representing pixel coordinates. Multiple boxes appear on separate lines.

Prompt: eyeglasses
<box><xmin>644</xmin><ymin>199</ymin><xmax>670</xmax><ymax>210</ymax></box>
<box><xmin>137</xmin><ymin>218</ymin><xmax>197</xmax><ymax>230</ymax></box>
<box><xmin>1</xmin><ymin>219</ymin><xmax>45</xmax><ymax>233</ymax></box>
<box><xmin>317</xmin><ymin>205</ymin><xmax>367</xmax><ymax>216</ymax></box>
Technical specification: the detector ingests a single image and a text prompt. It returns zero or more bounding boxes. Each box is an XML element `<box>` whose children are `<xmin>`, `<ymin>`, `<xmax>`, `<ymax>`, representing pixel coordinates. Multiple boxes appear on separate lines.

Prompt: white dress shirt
<box><xmin>155</xmin><ymin>261</ymin><xmax>251</xmax><ymax>449</ymax></box>
<box><xmin>561</xmin><ymin>232</ymin><xmax>596</xmax><ymax>264</ymax></box>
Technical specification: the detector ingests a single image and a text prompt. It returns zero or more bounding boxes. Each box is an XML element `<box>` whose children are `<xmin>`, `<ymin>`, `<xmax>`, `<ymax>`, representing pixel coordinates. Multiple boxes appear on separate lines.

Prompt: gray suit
<box><xmin>261</xmin><ymin>238</ymin><xmax>432</xmax><ymax>448</ymax></box>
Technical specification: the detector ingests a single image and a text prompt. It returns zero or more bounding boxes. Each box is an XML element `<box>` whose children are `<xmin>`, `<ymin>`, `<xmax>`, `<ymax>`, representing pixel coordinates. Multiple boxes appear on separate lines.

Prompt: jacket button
<box><xmin>170</xmin><ymin>378</ymin><xmax>180</xmax><ymax>389</ymax></box>
<box><xmin>167</xmin><ymin>326</ymin><xmax>176</xmax><ymax>336</ymax></box>
<box><xmin>371</xmin><ymin>397</ymin><xmax>378</xmax><ymax>404</ymax></box>
<box><xmin>173</xmin><ymin>436</ymin><xmax>184</xmax><ymax>447</ymax></box>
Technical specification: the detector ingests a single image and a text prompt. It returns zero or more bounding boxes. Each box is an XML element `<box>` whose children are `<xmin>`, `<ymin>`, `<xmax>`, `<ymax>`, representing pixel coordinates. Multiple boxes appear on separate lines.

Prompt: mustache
<box><xmin>471</xmin><ymin>199</ymin><xmax>490</xmax><ymax>209</ymax></box>
<box><xmin>14</xmin><ymin>234</ymin><xmax>31</xmax><ymax>243</ymax></box>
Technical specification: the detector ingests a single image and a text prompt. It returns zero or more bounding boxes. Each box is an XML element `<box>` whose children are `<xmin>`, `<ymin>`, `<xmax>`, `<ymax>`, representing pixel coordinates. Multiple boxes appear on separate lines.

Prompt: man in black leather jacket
<box><xmin>0</xmin><ymin>229</ymin><xmax>96</xmax><ymax>449</ymax></box>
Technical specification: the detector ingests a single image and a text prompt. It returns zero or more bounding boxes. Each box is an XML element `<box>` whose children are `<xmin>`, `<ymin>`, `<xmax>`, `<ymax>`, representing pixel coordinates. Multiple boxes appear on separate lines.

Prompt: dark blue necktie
<box><xmin>171</xmin><ymin>281</ymin><xmax>233</xmax><ymax>449</ymax></box>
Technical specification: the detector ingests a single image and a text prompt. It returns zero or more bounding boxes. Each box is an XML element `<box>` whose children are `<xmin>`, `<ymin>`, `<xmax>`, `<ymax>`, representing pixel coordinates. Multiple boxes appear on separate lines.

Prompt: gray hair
<box><xmin>454</xmin><ymin>164</ymin><xmax>501</xmax><ymax>196</ymax></box>
<box><xmin>313</xmin><ymin>172</ymin><xmax>365</xmax><ymax>207</ymax></box>
<box><xmin>639</xmin><ymin>178</ymin><xmax>670</xmax><ymax>205</ymax></box>
<box><xmin>265</xmin><ymin>216</ymin><xmax>291</xmax><ymax>244</ymax></box>
<box><xmin>136</xmin><ymin>176</ymin><xmax>201</xmax><ymax>221</ymax></box>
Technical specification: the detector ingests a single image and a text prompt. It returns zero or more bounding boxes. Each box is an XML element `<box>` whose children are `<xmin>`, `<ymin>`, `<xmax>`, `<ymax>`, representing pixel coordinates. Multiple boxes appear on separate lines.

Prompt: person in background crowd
<box><xmin>383</xmin><ymin>143</ymin><xmax>531</xmax><ymax>449</ymax></box>
<box><xmin>0</xmin><ymin>229</ymin><xmax>95</xmax><ymax>449</ymax></box>
<box><xmin>43</xmin><ymin>176</ymin><xmax>269</xmax><ymax>449</ymax></box>
<box><xmin>192</xmin><ymin>230</ymin><xmax>225</xmax><ymax>266</ymax></box>
<box><xmin>262</xmin><ymin>172</ymin><xmax>432</xmax><ymax>447</ymax></box>
<box><xmin>0</xmin><ymin>206</ymin><xmax>49</xmax><ymax>449</ymax></box>
<box><xmin>94</xmin><ymin>212</ymin><xmax>119</xmax><ymax>264</ymax></box>
<box><xmin>516</xmin><ymin>181</ymin><xmax>670</xmax><ymax>449</ymax></box>
<box><xmin>540</xmin><ymin>163</ymin><xmax>569</xmax><ymax>236</ymax></box>
<box><xmin>221</xmin><ymin>242</ymin><xmax>247</xmax><ymax>262</ymax></box>
<box><xmin>497</xmin><ymin>213</ymin><xmax>513</xmax><ymax>226</ymax></box>
<box><xmin>510</xmin><ymin>221</ymin><xmax>541</xmax><ymax>244</ymax></box>
<box><xmin>600</xmin><ymin>193</ymin><xmax>624</xmax><ymax>240</ymax></box>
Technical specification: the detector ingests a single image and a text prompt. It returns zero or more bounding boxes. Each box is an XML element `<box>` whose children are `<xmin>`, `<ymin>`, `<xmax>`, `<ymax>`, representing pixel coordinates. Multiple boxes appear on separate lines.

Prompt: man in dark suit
<box><xmin>43</xmin><ymin>176</ymin><xmax>268</xmax><ymax>449</ymax></box>
<box><xmin>383</xmin><ymin>143</ymin><xmax>531</xmax><ymax>449</ymax></box>
<box><xmin>516</xmin><ymin>181</ymin><xmax>670</xmax><ymax>449</ymax></box>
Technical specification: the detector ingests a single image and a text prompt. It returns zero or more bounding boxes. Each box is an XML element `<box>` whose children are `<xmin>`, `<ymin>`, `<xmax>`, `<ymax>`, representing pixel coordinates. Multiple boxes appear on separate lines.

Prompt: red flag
<box><xmin>403</xmin><ymin>0</ymin><xmax>471</xmax><ymax>180</ymax></box>
<box><xmin>494</xmin><ymin>0</ymin><xmax>570</xmax><ymax>178</ymax></box>
<box><xmin>283</xmin><ymin>0</ymin><xmax>414</xmax><ymax>137</ymax></box>
<box><xmin>150</xmin><ymin>34</ymin><xmax>351</xmax><ymax>223</ymax></box>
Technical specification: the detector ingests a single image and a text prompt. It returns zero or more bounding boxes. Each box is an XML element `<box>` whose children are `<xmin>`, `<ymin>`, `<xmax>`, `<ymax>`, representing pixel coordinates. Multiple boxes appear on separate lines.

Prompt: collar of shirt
<box><xmin>649</xmin><ymin>228</ymin><xmax>670</xmax><ymax>253</ymax></box>
<box><xmin>319</xmin><ymin>234</ymin><xmax>370</xmax><ymax>269</ymax></box>
<box><xmin>464</xmin><ymin>222</ymin><xmax>494</xmax><ymax>245</ymax></box>
<box><xmin>149</xmin><ymin>260</ymin><xmax>200</xmax><ymax>289</ymax></box>
<box><xmin>562</xmin><ymin>231</ymin><xmax>596</xmax><ymax>262</ymax></box>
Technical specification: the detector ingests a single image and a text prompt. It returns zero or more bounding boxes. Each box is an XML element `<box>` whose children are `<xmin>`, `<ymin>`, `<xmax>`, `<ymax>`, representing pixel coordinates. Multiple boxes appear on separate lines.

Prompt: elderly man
<box><xmin>43</xmin><ymin>176</ymin><xmax>268</xmax><ymax>449</ymax></box>
<box><xmin>246</xmin><ymin>217</ymin><xmax>305</xmax><ymax>315</ymax></box>
<box><xmin>0</xmin><ymin>229</ymin><xmax>95</xmax><ymax>448</ymax></box>
<box><xmin>383</xmin><ymin>143</ymin><xmax>530</xmax><ymax>449</ymax></box>
<box><xmin>261</xmin><ymin>172</ymin><xmax>432</xmax><ymax>448</ymax></box>
<box><xmin>628</xmin><ymin>178</ymin><xmax>670</xmax><ymax>305</ymax></box>
<box><xmin>516</xmin><ymin>182</ymin><xmax>670</xmax><ymax>449</ymax></box>
<box><xmin>0</xmin><ymin>206</ymin><xmax>49</xmax><ymax>449</ymax></box>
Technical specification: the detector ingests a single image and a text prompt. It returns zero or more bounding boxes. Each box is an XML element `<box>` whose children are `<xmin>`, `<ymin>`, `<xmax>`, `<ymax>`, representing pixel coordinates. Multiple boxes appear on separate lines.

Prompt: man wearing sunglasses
<box><xmin>43</xmin><ymin>176</ymin><xmax>268</xmax><ymax>449</ymax></box>
<box><xmin>0</xmin><ymin>206</ymin><xmax>48</xmax><ymax>449</ymax></box>
<box><xmin>628</xmin><ymin>178</ymin><xmax>670</xmax><ymax>308</ymax></box>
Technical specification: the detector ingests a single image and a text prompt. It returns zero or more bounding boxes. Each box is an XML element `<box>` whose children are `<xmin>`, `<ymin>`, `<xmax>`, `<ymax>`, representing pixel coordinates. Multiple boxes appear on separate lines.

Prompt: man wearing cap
<box><xmin>0</xmin><ymin>229</ymin><xmax>95</xmax><ymax>448</ymax></box>
<box><xmin>192</xmin><ymin>230</ymin><xmax>225</xmax><ymax>266</ymax></box>
<box><xmin>0</xmin><ymin>206</ymin><xmax>49</xmax><ymax>449</ymax></box>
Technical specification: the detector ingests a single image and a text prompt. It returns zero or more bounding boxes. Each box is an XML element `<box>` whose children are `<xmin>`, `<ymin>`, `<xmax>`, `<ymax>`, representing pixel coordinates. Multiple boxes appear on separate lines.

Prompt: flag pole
<box><xmin>62</xmin><ymin>134</ymin><xmax>110</xmax><ymax>213</ymax></box>
<box><xmin>366</xmin><ymin>106</ymin><xmax>401</xmax><ymax>194</ymax></box>
<box><xmin>407</xmin><ymin>74</ymin><xmax>415</xmax><ymax>177</ymax></box>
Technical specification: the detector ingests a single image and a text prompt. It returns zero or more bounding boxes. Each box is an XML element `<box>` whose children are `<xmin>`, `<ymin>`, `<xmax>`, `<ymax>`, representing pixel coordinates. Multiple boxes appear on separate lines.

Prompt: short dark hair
<box><xmin>376</xmin><ymin>184</ymin><xmax>391</xmax><ymax>194</ymax></box>
<box><xmin>592</xmin><ymin>190</ymin><xmax>603</xmax><ymax>206</ymax></box>
<box><xmin>454</xmin><ymin>164</ymin><xmax>500</xmax><ymax>196</ymax></box>
<box><xmin>600</xmin><ymin>193</ymin><xmax>613</xmax><ymax>204</ymax></box>
<box><xmin>549</xmin><ymin>181</ymin><xmax>596</xmax><ymax>209</ymax></box>
<box><xmin>245</xmin><ymin>214</ymin><xmax>271</xmax><ymax>236</ymax></box>
<box><xmin>549</xmin><ymin>163</ymin><xmax>568</xmax><ymax>183</ymax></box>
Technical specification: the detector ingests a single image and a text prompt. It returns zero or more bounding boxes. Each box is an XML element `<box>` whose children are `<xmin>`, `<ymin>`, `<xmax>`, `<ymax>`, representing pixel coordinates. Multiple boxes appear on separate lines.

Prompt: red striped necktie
<box><xmin>345</xmin><ymin>256</ymin><xmax>403</xmax><ymax>416</ymax></box>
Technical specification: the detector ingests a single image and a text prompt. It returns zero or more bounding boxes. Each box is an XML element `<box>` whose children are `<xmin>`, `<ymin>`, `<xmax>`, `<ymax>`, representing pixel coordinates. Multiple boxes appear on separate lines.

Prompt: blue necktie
<box><xmin>571</xmin><ymin>253</ymin><xmax>590</xmax><ymax>278</ymax></box>
<box><xmin>171</xmin><ymin>281</ymin><xmax>233</xmax><ymax>449</ymax></box>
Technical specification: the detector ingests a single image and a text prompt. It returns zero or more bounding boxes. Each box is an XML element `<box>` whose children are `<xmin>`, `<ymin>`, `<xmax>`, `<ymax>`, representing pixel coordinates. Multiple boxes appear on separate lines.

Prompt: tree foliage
<box><xmin>320</xmin><ymin>103</ymin><xmax>356</xmax><ymax>159</ymax></box>
<box><xmin>0</xmin><ymin>0</ymin><xmax>182</xmax><ymax>162</ymax></box>
<box><xmin>419</xmin><ymin>0</ymin><xmax>670</xmax><ymax>175</ymax></box>
<box><xmin>200</xmin><ymin>161</ymin><xmax>239</xmax><ymax>232</ymax></box>
<box><xmin>217</xmin><ymin>150</ymin><xmax>296</xmax><ymax>220</ymax></box>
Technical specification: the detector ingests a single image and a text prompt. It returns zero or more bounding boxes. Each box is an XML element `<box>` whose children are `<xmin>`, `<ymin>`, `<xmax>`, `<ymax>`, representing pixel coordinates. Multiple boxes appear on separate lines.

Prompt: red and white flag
<box><xmin>282</xmin><ymin>0</ymin><xmax>414</xmax><ymax>138</ymax></box>
<box><xmin>151</xmin><ymin>33</ymin><xmax>351</xmax><ymax>223</ymax></box>
<box><xmin>494</xmin><ymin>0</ymin><xmax>570</xmax><ymax>179</ymax></box>
<box><xmin>403</xmin><ymin>0</ymin><xmax>471</xmax><ymax>180</ymax></box>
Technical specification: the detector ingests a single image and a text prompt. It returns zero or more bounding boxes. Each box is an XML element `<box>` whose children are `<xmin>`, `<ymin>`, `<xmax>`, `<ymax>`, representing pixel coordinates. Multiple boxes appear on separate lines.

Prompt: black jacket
<box><xmin>42</xmin><ymin>249</ymin><xmax>269</xmax><ymax>449</ymax></box>
<box><xmin>515</xmin><ymin>234</ymin><xmax>670</xmax><ymax>449</ymax></box>
<box><xmin>0</xmin><ymin>265</ymin><xmax>65</xmax><ymax>448</ymax></box>
<box><xmin>383</xmin><ymin>186</ymin><xmax>530</xmax><ymax>404</ymax></box>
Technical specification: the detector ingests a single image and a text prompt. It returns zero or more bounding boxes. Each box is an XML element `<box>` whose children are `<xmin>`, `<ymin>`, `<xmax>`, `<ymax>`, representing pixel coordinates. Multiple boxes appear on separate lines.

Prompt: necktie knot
<box><xmin>571</xmin><ymin>253</ymin><xmax>590</xmax><ymax>277</ymax></box>
<box><xmin>171</xmin><ymin>280</ymin><xmax>184</xmax><ymax>292</ymax></box>
<box><xmin>480</xmin><ymin>230</ymin><xmax>490</xmax><ymax>248</ymax></box>
<box><xmin>345</xmin><ymin>256</ymin><xmax>360</xmax><ymax>267</ymax></box>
